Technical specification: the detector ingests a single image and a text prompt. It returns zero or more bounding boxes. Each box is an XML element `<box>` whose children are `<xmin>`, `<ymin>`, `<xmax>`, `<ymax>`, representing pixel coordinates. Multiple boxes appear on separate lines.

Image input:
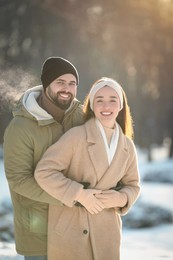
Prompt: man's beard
<box><xmin>53</xmin><ymin>95</ymin><xmax>73</xmax><ymax>110</ymax></box>
<box><xmin>47</xmin><ymin>88</ymin><xmax>74</xmax><ymax>110</ymax></box>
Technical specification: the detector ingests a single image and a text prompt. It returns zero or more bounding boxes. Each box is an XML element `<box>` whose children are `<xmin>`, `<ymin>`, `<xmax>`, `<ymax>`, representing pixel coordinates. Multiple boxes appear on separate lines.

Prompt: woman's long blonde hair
<box><xmin>83</xmin><ymin>77</ymin><xmax>134</xmax><ymax>139</ymax></box>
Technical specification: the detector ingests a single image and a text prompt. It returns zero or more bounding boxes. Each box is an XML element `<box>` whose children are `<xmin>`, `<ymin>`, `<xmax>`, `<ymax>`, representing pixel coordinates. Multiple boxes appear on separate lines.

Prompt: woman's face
<box><xmin>93</xmin><ymin>86</ymin><xmax>121</xmax><ymax>128</ymax></box>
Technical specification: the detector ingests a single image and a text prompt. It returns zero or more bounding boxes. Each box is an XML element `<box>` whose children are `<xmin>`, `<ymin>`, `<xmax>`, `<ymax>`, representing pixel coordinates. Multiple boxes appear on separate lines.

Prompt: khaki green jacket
<box><xmin>3</xmin><ymin>85</ymin><xmax>84</xmax><ymax>256</ymax></box>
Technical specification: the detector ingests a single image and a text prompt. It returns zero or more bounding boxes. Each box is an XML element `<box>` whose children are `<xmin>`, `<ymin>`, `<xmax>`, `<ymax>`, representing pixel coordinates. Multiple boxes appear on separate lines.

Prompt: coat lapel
<box><xmin>85</xmin><ymin>119</ymin><xmax>129</xmax><ymax>189</ymax></box>
<box><xmin>85</xmin><ymin>119</ymin><xmax>109</xmax><ymax>181</ymax></box>
<box><xmin>95</xmin><ymin>131</ymin><xmax>129</xmax><ymax>189</ymax></box>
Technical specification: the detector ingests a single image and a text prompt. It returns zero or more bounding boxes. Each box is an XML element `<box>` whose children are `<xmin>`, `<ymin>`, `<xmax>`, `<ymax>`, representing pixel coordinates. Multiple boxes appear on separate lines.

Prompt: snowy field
<box><xmin>0</xmin><ymin>146</ymin><xmax>173</xmax><ymax>260</ymax></box>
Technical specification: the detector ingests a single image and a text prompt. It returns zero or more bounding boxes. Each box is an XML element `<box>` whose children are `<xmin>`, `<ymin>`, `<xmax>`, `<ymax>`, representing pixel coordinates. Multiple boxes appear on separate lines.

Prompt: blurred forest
<box><xmin>0</xmin><ymin>0</ymin><xmax>173</xmax><ymax>160</ymax></box>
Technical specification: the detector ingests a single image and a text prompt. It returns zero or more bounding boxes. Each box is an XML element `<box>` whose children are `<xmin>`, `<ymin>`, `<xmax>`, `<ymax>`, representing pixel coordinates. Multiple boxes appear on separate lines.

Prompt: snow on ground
<box><xmin>121</xmin><ymin>223</ymin><xmax>173</xmax><ymax>260</ymax></box>
<box><xmin>0</xmin><ymin>243</ymin><xmax>23</xmax><ymax>260</ymax></box>
<box><xmin>0</xmin><ymin>146</ymin><xmax>173</xmax><ymax>260</ymax></box>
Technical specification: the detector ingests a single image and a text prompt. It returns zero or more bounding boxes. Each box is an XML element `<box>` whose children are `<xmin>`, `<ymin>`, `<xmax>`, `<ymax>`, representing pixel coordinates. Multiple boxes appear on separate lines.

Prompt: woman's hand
<box><xmin>75</xmin><ymin>188</ymin><xmax>105</xmax><ymax>214</ymax></box>
<box><xmin>95</xmin><ymin>190</ymin><xmax>127</xmax><ymax>209</ymax></box>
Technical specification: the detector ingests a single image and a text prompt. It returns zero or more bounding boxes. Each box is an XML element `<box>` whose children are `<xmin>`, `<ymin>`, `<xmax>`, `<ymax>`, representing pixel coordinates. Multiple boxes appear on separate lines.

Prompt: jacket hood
<box><xmin>13</xmin><ymin>85</ymin><xmax>54</xmax><ymax>123</ymax></box>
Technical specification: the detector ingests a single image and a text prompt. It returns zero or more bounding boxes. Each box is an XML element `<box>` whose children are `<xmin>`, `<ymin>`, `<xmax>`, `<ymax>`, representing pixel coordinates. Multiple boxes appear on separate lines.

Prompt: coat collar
<box><xmin>85</xmin><ymin>118</ymin><xmax>129</xmax><ymax>189</ymax></box>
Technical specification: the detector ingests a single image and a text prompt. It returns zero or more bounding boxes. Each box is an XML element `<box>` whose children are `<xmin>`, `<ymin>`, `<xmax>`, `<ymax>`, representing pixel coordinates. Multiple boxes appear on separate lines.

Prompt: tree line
<box><xmin>0</xmin><ymin>0</ymin><xmax>173</xmax><ymax>160</ymax></box>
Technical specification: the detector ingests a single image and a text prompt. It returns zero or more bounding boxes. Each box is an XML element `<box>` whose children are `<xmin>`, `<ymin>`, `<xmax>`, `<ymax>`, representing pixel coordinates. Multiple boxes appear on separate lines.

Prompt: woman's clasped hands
<box><xmin>75</xmin><ymin>188</ymin><xmax>127</xmax><ymax>214</ymax></box>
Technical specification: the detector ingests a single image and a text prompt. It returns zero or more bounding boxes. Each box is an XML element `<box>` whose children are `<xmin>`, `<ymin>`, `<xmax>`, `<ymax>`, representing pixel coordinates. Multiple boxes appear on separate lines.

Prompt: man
<box><xmin>3</xmin><ymin>57</ymin><xmax>84</xmax><ymax>260</ymax></box>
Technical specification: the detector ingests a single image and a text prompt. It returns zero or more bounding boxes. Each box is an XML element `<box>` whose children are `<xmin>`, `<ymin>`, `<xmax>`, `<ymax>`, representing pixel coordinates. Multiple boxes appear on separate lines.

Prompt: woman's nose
<box><xmin>103</xmin><ymin>102</ymin><xmax>110</xmax><ymax>109</ymax></box>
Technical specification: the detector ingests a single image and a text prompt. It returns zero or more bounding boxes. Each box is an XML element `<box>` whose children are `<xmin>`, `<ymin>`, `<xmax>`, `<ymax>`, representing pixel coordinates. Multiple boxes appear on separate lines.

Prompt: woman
<box><xmin>34</xmin><ymin>77</ymin><xmax>140</xmax><ymax>260</ymax></box>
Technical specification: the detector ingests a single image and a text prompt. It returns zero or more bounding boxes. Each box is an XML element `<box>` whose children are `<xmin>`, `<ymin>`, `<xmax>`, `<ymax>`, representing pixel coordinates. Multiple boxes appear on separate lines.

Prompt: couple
<box><xmin>3</xmin><ymin>57</ymin><xmax>140</xmax><ymax>260</ymax></box>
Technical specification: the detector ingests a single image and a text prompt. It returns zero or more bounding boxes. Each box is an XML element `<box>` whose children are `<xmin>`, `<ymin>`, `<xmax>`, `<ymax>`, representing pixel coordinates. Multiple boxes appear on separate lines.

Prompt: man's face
<box><xmin>46</xmin><ymin>74</ymin><xmax>77</xmax><ymax>110</ymax></box>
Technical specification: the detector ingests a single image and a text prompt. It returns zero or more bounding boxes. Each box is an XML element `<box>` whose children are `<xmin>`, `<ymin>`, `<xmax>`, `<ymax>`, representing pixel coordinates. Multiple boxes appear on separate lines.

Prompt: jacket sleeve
<box><xmin>34</xmin><ymin>131</ymin><xmax>84</xmax><ymax>207</ymax></box>
<box><xmin>3</xmin><ymin>119</ymin><xmax>61</xmax><ymax>205</ymax></box>
<box><xmin>117</xmin><ymin>140</ymin><xmax>141</xmax><ymax>215</ymax></box>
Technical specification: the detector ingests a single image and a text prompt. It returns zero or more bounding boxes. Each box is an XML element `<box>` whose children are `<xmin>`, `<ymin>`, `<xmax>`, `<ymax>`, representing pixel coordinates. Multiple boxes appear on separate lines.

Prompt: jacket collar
<box><xmin>85</xmin><ymin>118</ymin><xmax>129</xmax><ymax>188</ymax></box>
<box><xmin>37</xmin><ymin>89</ymin><xmax>65</xmax><ymax>123</ymax></box>
<box><xmin>13</xmin><ymin>85</ymin><xmax>80</xmax><ymax>126</ymax></box>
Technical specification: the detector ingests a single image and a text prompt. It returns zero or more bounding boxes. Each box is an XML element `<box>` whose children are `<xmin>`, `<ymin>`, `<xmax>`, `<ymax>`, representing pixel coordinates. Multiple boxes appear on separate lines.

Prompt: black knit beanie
<box><xmin>41</xmin><ymin>57</ymin><xmax>79</xmax><ymax>89</ymax></box>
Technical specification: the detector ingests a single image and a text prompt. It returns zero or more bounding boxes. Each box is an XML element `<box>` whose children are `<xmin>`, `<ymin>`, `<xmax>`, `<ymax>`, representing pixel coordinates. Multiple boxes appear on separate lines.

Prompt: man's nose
<box><xmin>63</xmin><ymin>83</ymin><xmax>71</xmax><ymax>91</ymax></box>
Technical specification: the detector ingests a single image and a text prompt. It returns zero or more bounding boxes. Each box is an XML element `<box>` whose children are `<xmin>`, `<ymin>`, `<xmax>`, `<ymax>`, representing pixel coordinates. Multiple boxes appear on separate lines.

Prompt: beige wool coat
<box><xmin>35</xmin><ymin>118</ymin><xmax>140</xmax><ymax>260</ymax></box>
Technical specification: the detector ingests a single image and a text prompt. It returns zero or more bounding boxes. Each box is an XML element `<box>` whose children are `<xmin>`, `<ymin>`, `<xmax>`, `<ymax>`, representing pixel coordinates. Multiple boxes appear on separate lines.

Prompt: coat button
<box><xmin>83</xmin><ymin>229</ymin><xmax>88</xmax><ymax>234</ymax></box>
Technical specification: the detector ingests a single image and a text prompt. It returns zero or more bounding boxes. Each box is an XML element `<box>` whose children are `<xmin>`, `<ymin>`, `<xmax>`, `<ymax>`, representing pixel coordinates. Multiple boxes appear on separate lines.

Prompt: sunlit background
<box><xmin>0</xmin><ymin>0</ymin><xmax>173</xmax><ymax>259</ymax></box>
<box><xmin>0</xmin><ymin>0</ymin><xmax>173</xmax><ymax>154</ymax></box>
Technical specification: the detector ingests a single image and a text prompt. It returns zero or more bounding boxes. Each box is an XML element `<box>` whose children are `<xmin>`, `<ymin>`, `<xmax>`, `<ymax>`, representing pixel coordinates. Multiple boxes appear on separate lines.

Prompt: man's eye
<box><xmin>57</xmin><ymin>81</ymin><xmax>64</xmax><ymax>85</ymax></box>
<box><xmin>69</xmin><ymin>83</ymin><xmax>76</xmax><ymax>86</ymax></box>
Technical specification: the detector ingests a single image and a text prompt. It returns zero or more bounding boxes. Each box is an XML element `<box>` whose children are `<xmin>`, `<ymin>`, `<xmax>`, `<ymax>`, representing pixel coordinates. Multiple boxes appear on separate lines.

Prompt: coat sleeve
<box><xmin>3</xmin><ymin>119</ymin><xmax>61</xmax><ymax>205</ymax></box>
<box><xmin>117</xmin><ymin>139</ymin><xmax>141</xmax><ymax>215</ymax></box>
<box><xmin>34</xmin><ymin>131</ymin><xmax>84</xmax><ymax>207</ymax></box>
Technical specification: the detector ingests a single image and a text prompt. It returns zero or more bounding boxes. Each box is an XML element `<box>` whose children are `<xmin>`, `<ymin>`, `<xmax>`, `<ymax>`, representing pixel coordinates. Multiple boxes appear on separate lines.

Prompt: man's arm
<box><xmin>3</xmin><ymin>119</ymin><xmax>60</xmax><ymax>205</ymax></box>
